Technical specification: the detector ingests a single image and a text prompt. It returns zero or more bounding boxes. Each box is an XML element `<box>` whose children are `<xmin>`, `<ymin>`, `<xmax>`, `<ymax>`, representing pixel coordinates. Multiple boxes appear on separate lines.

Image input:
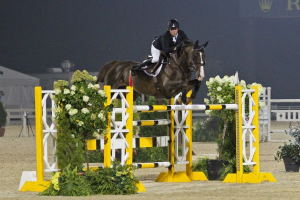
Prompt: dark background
<box><xmin>1</xmin><ymin>0</ymin><xmax>300</xmax><ymax>103</ymax></box>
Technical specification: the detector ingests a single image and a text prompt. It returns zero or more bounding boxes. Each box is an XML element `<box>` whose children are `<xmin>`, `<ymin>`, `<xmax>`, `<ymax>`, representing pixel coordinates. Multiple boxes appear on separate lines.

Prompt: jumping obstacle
<box><xmin>19</xmin><ymin>84</ymin><xmax>276</xmax><ymax>192</ymax></box>
<box><xmin>102</xmin><ymin>86</ymin><xmax>209</xmax><ymax>183</ymax></box>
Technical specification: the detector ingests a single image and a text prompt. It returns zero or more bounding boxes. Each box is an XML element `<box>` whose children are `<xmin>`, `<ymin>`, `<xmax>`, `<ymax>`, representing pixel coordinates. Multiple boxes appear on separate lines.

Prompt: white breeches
<box><xmin>151</xmin><ymin>44</ymin><xmax>161</xmax><ymax>63</ymax></box>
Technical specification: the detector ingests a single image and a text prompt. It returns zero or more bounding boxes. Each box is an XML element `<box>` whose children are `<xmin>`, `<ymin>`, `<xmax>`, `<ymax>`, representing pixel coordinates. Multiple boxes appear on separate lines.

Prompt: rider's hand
<box><xmin>176</xmin><ymin>42</ymin><xmax>183</xmax><ymax>49</ymax></box>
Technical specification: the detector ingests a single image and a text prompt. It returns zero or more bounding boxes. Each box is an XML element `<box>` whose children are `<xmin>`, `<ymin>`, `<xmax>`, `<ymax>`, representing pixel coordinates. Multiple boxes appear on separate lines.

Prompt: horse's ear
<box><xmin>202</xmin><ymin>41</ymin><xmax>209</xmax><ymax>48</ymax></box>
<box><xmin>193</xmin><ymin>40</ymin><xmax>199</xmax><ymax>50</ymax></box>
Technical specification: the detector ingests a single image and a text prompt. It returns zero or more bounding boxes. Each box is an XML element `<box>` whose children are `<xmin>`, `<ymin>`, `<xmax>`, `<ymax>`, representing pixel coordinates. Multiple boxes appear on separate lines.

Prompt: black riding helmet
<box><xmin>168</xmin><ymin>19</ymin><xmax>179</xmax><ymax>30</ymax></box>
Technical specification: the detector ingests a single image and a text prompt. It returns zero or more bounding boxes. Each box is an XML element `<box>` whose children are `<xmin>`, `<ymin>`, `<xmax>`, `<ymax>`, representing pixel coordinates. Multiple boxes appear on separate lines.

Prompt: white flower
<box><xmin>63</xmin><ymin>89</ymin><xmax>70</xmax><ymax>94</ymax></box>
<box><xmin>259</xmin><ymin>101</ymin><xmax>265</xmax><ymax>108</ymax></box>
<box><xmin>217</xmin><ymin>87</ymin><xmax>222</xmax><ymax>92</ymax></box>
<box><xmin>71</xmin><ymin>134</ymin><xmax>75</xmax><ymax>138</ymax></box>
<box><xmin>53</xmin><ymin>107</ymin><xmax>60</xmax><ymax>113</ymax></box>
<box><xmin>79</xmin><ymin>87</ymin><xmax>85</xmax><ymax>93</ymax></box>
<box><xmin>205</xmin><ymin>110</ymin><xmax>212</xmax><ymax>115</ymax></box>
<box><xmin>98</xmin><ymin>90</ymin><xmax>106</xmax><ymax>97</ymax></box>
<box><xmin>69</xmin><ymin>109</ymin><xmax>78</xmax><ymax>116</ymax></box>
<box><xmin>93</xmin><ymin>84</ymin><xmax>100</xmax><ymax>90</ymax></box>
<box><xmin>93</xmin><ymin>132</ymin><xmax>100</xmax><ymax>138</ymax></box>
<box><xmin>240</xmin><ymin>80</ymin><xmax>247</xmax><ymax>88</ymax></box>
<box><xmin>204</xmin><ymin>98</ymin><xmax>210</xmax><ymax>104</ymax></box>
<box><xmin>70</xmin><ymin>91</ymin><xmax>75</xmax><ymax>95</ymax></box>
<box><xmin>81</xmin><ymin>108</ymin><xmax>89</xmax><ymax>114</ymax></box>
<box><xmin>71</xmin><ymin>85</ymin><xmax>76</xmax><ymax>91</ymax></box>
<box><xmin>83</xmin><ymin>95</ymin><xmax>89</xmax><ymax>102</ymax></box>
<box><xmin>78</xmin><ymin>121</ymin><xmax>84</xmax><ymax>126</ymax></box>
<box><xmin>88</xmin><ymin>83</ymin><xmax>93</xmax><ymax>89</ymax></box>
<box><xmin>215</xmin><ymin>75</ymin><xmax>221</xmax><ymax>83</ymax></box>
<box><xmin>91</xmin><ymin>114</ymin><xmax>96</xmax><ymax>120</ymax></box>
<box><xmin>93</xmin><ymin>76</ymin><xmax>97</xmax><ymax>81</ymax></box>
<box><xmin>98</xmin><ymin>110</ymin><xmax>106</xmax><ymax>121</ymax></box>
<box><xmin>54</xmin><ymin>89</ymin><xmax>61</xmax><ymax>94</ymax></box>
<box><xmin>65</xmin><ymin>104</ymin><xmax>71</xmax><ymax>110</ymax></box>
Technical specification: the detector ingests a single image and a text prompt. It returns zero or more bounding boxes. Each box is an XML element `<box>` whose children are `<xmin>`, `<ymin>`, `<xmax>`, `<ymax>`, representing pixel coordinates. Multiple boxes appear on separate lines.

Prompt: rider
<box><xmin>131</xmin><ymin>19</ymin><xmax>189</xmax><ymax>76</ymax></box>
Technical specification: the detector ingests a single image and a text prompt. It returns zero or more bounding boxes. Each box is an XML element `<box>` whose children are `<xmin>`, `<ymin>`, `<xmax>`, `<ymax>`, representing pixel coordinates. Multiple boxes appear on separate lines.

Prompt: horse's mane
<box><xmin>178</xmin><ymin>39</ymin><xmax>193</xmax><ymax>58</ymax></box>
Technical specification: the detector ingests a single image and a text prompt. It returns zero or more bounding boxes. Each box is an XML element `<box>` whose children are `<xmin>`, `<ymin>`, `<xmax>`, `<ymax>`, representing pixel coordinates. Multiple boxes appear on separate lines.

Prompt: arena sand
<box><xmin>0</xmin><ymin>123</ymin><xmax>300</xmax><ymax>200</ymax></box>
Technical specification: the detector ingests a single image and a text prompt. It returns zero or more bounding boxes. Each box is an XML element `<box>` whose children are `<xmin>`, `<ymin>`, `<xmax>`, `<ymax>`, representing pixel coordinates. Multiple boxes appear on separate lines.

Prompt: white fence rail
<box><xmin>6</xmin><ymin>108</ymin><xmax>53</xmax><ymax>125</ymax></box>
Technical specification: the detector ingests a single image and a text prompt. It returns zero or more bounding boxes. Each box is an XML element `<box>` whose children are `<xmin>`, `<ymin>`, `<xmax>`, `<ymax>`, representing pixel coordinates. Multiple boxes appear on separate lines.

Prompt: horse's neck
<box><xmin>178</xmin><ymin>46</ymin><xmax>192</xmax><ymax>69</ymax></box>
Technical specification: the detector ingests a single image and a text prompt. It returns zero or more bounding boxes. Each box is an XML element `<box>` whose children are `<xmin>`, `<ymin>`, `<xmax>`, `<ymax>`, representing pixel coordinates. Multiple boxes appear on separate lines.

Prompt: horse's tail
<box><xmin>97</xmin><ymin>61</ymin><xmax>116</xmax><ymax>83</ymax></box>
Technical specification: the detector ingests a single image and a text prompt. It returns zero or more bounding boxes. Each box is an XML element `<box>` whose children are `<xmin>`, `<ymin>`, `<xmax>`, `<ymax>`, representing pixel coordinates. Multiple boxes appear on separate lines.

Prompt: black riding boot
<box><xmin>131</xmin><ymin>59</ymin><xmax>152</xmax><ymax>76</ymax></box>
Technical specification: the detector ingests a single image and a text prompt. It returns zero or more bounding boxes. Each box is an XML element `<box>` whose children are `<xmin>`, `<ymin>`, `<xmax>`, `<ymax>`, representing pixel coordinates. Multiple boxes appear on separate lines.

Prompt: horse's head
<box><xmin>188</xmin><ymin>40</ymin><xmax>209</xmax><ymax>80</ymax></box>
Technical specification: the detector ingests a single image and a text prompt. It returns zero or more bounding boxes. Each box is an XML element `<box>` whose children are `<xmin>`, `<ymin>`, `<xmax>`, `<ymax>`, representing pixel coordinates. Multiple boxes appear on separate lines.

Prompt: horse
<box><xmin>97</xmin><ymin>40</ymin><xmax>208</xmax><ymax>104</ymax></box>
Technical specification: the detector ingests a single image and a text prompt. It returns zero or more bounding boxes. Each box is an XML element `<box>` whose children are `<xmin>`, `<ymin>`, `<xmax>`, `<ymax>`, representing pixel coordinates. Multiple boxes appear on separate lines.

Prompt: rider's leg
<box><xmin>131</xmin><ymin>44</ymin><xmax>161</xmax><ymax>76</ymax></box>
<box><xmin>131</xmin><ymin>58</ymin><xmax>152</xmax><ymax>76</ymax></box>
<box><xmin>151</xmin><ymin>44</ymin><xmax>160</xmax><ymax>63</ymax></box>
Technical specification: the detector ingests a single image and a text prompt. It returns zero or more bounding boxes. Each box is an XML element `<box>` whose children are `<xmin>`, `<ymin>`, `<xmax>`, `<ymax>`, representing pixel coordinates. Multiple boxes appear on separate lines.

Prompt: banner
<box><xmin>240</xmin><ymin>0</ymin><xmax>300</xmax><ymax>18</ymax></box>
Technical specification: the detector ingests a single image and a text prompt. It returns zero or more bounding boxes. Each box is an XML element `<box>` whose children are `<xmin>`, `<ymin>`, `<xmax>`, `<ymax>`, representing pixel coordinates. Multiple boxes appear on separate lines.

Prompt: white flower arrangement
<box><xmin>52</xmin><ymin>70</ymin><xmax>112</xmax><ymax>140</ymax></box>
<box><xmin>205</xmin><ymin>75</ymin><xmax>264</xmax><ymax>122</ymax></box>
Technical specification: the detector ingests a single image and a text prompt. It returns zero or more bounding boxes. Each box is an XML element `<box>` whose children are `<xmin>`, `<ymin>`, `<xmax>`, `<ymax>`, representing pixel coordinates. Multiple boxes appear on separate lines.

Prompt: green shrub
<box><xmin>138</xmin><ymin>96</ymin><xmax>168</xmax><ymax>137</ymax></box>
<box><xmin>87</xmin><ymin>150</ymin><xmax>104</xmax><ymax>163</ymax></box>
<box><xmin>192</xmin><ymin>117</ymin><xmax>220</xmax><ymax>142</ymax></box>
<box><xmin>0</xmin><ymin>102</ymin><xmax>7</xmax><ymax>127</ymax></box>
<box><xmin>275</xmin><ymin>126</ymin><xmax>300</xmax><ymax>164</ymax></box>
<box><xmin>41</xmin><ymin>165</ymin><xmax>92</xmax><ymax>196</ymax></box>
<box><xmin>41</xmin><ymin>162</ymin><xmax>138</xmax><ymax>196</ymax></box>
<box><xmin>134</xmin><ymin>147</ymin><xmax>168</xmax><ymax>162</ymax></box>
<box><xmin>192</xmin><ymin>157</ymin><xmax>208</xmax><ymax>177</ymax></box>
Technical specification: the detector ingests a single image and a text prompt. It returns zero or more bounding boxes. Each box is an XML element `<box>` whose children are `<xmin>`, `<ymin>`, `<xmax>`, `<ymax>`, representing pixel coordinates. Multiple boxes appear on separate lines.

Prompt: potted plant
<box><xmin>0</xmin><ymin>101</ymin><xmax>7</xmax><ymax>137</ymax></box>
<box><xmin>275</xmin><ymin>126</ymin><xmax>300</xmax><ymax>172</ymax></box>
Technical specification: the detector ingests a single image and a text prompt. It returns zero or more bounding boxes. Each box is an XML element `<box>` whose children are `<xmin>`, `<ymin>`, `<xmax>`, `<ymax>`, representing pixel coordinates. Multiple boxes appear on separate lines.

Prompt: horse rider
<box><xmin>131</xmin><ymin>19</ymin><xmax>189</xmax><ymax>76</ymax></box>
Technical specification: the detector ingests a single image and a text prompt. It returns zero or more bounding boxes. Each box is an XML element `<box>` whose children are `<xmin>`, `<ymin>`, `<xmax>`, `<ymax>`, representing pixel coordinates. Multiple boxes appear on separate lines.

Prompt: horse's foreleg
<box><xmin>191</xmin><ymin>81</ymin><xmax>202</xmax><ymax>99</ymax></box>
<box><xmin>187</xmin><ymin>79</ymin><xmax>202</xmax><ymax>99</ymax></box>
<box><xmin>181</xmin><ymin>88</ymin><xmax>187</xmax><ymax>104</ymax></box>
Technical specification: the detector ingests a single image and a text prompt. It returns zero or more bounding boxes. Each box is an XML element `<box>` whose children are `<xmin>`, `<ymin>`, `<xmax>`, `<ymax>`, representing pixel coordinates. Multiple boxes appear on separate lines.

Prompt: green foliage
<box><xmin>133</xmin><ymin>96</ymin><xmax>169</xmax><ymax>163</ymax></box>
<box><xmin>275</xmin><ymin>126</ymin><xmax>300</xmax><ymax>164</ymax></box>
<box><xmin>41</xmin><ymin>162</ymin><xmax>138</xmax><ymax>196</ymax></box>
<box><xmin>192</xmin><ymin>157</ymin><xmax>208</xmax><ymax>177</ymax></box>
<box><xmin>0</xmin><ymin>101</ymin><xmax>7</xmax><ymax>127</ymax></box>
<box><xmin>134</xmin><ymin>147</ymin><xmax>168</xmax><ymax>162</ymax></box>
<box><xmin>87</xmin><ymin>150</ymin><xmax>104</xmax><ymax>163</ymax></box>
<box><xmin>192</xmin><ymin>117</ymin><xmax>220</xmax><ymax>142</ymax></box>
<box><xmin>216</xmin><ymin>121</ymin><xmax>236</xmax><ymax>161</ymax></box>
<box><xmin>41</xmin><ymin>165</ymin><xmax>92</xmax><ymax>196</ymax></box>
<box><xmin>52</xmin><ymin>70</ymin><xmax>112</xmax><ymax>171</ymax></box>
<box><xmin>86</xmin><ymin>161</ymin><xmax>138</xmax><ymax>195</ymax></box>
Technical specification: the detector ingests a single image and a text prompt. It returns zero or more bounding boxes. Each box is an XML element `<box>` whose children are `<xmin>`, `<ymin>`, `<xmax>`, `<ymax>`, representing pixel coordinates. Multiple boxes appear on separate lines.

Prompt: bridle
<box><xmin>188</xmin><ymin>48</ymin><xmax>205</xmax><ymax>73</ymax></box>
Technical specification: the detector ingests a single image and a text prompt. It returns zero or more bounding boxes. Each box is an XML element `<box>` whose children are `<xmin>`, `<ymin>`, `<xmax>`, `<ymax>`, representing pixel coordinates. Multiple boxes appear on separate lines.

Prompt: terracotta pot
<box><xmin>0</xmin><ymin>127</ymin><xmax>5</xmax><ymax>137</ymax></box>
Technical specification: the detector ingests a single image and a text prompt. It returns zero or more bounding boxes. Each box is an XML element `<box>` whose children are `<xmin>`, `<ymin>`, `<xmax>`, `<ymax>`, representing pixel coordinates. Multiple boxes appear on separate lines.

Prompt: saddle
<box><xmin>142</xmin><ymin>55</ymin><xmax>168</xmax><ymax>76</ymax></box>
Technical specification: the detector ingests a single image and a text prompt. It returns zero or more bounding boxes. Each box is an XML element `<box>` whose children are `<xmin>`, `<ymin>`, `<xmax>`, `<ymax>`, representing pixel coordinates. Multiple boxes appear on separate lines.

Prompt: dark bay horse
<box><xmin>97</xmin><ymin>40</ymin><xmax>208</xmax><ymax>104</ymax></box>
